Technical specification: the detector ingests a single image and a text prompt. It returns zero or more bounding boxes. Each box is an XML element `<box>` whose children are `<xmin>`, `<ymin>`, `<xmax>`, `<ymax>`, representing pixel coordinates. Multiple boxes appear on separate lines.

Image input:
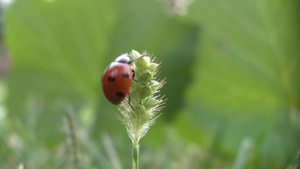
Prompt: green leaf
<box><xmin>184</xmin><ymin>0</ymin><xmax>300</xmax><ymax>114</ymax></box>
<box><xmin>175</xmin><ymin>0</ymin><xmax>300</xmax><ymax>167</ymax></box>
<box><xmin>5</xmin><ymin>0</ymin><xmax>119</xmax><ymax>145</ymax></box>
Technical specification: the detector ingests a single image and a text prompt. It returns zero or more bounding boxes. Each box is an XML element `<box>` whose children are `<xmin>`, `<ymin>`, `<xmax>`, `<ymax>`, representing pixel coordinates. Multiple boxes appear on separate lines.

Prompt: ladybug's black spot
<box><xmin>116</xmin><ymin>92</ymin><xmax>124</xmax><ymax>98</ymax></box>
<box><xmin>108</xmin><ymin>76</ymin><xmax>115</xmax><ymax>81</ymax></box>
<box><xmin>123</xmin><ymin>73</ymin><xmax>129</xmax><ymax>78</ymax></box>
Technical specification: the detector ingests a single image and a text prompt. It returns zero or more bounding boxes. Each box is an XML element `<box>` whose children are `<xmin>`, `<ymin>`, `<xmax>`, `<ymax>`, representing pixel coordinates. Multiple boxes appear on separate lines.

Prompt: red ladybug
<box><xmin>102</xmin><ymin>54</ymin><xmax>133</xmax><ymax>105</ymax></box>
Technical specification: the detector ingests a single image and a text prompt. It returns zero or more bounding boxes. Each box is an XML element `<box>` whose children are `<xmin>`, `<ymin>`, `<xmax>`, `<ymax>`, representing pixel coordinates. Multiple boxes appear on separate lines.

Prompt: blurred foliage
<box><xmin>0</xmin><ymin>5</ymin><xmax>3</xmax><ymax>40</ymax></box>
<box><xmin>1</xmin><ymin>0</ymin><xmax>300</xmax><ymax>168</ymax></box>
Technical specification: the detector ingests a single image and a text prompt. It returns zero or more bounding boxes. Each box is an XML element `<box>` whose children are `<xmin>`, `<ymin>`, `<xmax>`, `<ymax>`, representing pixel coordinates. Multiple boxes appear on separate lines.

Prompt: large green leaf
<box><xmin>175</xmin><ymin>0</ymin><xmax>300</xmax><ymax>168</ymax></box>
<box><xmin>5</xmin><ymin>0</ymin><xmax>120</xmax><ymax>145</ymax></box>
<box><xmin>184</xmin><ymin>0</ymin><xmax>300</xmax><ymax>114</ymax></box>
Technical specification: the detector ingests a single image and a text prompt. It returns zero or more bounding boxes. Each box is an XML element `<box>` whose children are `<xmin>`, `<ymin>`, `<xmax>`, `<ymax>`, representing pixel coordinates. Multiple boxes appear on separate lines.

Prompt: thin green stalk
<box><xmin>66</xmin><ymin>108</ymin><xmax>80</xmax><ymax>169</ymax></box>
<box><xmin>132</xmin><ymin>139</ymin><xmax>140</xmax><ymax>169</ymax></box>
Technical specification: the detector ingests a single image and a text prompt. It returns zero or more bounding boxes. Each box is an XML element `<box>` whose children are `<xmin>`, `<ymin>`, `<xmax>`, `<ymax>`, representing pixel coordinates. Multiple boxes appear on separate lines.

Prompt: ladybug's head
<box><xmin>115</xmin><ymin>53</ymin><xmax>132</xmax><ymax>64</ymax></box>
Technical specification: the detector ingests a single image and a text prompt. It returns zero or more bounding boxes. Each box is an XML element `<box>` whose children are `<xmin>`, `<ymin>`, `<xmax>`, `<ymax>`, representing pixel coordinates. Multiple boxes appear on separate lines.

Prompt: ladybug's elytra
<box><xmin>101</xmin><ymin>54</ymin><xmax>133</xmax><ymax>105</ymax></box>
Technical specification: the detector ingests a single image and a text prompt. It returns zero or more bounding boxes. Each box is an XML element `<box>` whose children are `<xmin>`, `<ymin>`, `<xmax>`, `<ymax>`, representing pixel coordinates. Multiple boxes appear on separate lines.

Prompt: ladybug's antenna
<box><xmin>115</xmin><ymin>52</ymin><xmax>146</xmax><ymax>65</ymax></box>
<box><xmin>129</xmin><ymin>54</ymin><xmax>145</xmax><ymax>64</ymax></box>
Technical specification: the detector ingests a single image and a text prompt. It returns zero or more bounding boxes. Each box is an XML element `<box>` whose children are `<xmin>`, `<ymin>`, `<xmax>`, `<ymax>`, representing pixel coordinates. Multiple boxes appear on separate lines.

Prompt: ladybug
<box><xmin>101</xmin><ymin>54</ymin><xmax>134</xmax><ymax>105</ymax></box>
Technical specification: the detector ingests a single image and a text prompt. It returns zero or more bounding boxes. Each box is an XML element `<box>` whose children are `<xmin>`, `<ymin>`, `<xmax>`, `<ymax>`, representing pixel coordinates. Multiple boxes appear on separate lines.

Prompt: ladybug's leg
<box><xmin>128</xmin><ymin>92</ymin><xmax>134</xmax><ymax>110</ymax></box>
<box><xmin>132</xmin><ymin>69</ymin><xmax>138</xmax><ymax>82</ymax></box>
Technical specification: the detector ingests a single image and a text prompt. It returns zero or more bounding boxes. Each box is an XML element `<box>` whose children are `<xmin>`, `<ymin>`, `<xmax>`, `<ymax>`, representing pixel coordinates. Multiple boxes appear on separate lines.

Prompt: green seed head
<box><xmin>118</xmin><ymin>50</ymin><xmax>166</xmax><ymax>143</ymax></box>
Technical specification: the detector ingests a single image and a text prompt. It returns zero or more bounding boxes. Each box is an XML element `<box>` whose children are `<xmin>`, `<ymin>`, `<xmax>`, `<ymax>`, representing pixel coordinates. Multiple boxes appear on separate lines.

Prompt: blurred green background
<box><xmin>0</xmin><ymin>0</ymin><xmax>300</xmax><ymax>168</ymax></box>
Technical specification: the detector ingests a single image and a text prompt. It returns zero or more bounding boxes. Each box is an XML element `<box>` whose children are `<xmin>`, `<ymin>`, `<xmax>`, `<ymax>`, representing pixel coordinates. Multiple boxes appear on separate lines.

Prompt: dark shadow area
<box><xmin>159</xmin><ymin>23</ymin><xmax>200</xmax><ymax>121</ymax></box>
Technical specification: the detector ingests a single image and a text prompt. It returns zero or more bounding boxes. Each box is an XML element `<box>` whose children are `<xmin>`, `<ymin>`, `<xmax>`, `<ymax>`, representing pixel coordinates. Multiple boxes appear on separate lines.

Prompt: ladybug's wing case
<box><xmin>101</xmin><ymin>63</ymin><xmax>132</xmax><ymax>104</ymax></box>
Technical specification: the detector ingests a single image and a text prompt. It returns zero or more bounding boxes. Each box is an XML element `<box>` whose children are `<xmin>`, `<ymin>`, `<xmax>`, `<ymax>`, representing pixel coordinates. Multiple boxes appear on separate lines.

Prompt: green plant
<box><xmin>118</xmin><ymin>50</ymin><xmax>166</xmax><ymax>169</ymax></box>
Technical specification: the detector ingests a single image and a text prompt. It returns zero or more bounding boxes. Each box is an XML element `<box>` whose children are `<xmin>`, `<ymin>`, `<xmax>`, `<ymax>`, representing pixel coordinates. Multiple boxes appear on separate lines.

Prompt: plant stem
<box><xmin>66</xmin><ymin>108</ymin><xmax>80</xmax><ymax>169</ymax></box>
<box><xmin>132</xmin><ymin>139</ymin><xmax>140</xmax><ymax>169</ymax></box>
